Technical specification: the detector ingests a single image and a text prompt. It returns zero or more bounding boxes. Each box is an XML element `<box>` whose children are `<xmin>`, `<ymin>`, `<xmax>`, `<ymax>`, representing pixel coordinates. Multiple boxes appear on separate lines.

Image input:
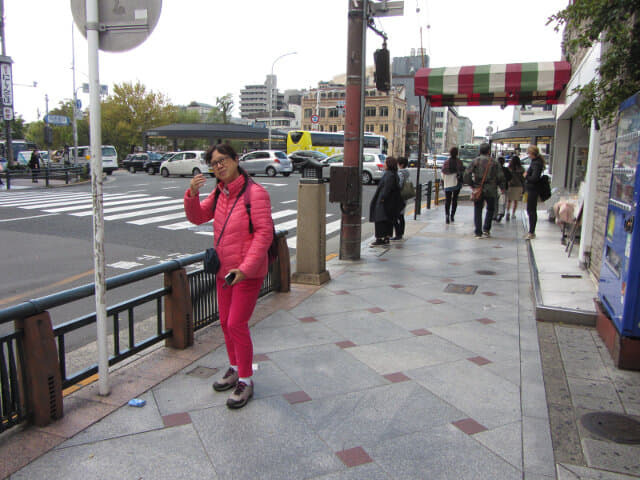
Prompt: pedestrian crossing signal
<box><xmin>374</xmin><ymin>45</ymin><xmax>391</xmax><ymax>92</ymax></box>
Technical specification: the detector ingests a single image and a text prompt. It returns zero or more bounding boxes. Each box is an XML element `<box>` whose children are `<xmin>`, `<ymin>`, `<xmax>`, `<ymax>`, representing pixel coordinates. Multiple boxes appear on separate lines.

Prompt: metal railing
<box><xmin>1</xmin><ymin>165</ymin><xmax>86</xmax><ymax>189</ymax></box>
<box><xmin>0</xmin><ymin>231</ymin><xmax>286</xmax><ymax>432</ymax></box>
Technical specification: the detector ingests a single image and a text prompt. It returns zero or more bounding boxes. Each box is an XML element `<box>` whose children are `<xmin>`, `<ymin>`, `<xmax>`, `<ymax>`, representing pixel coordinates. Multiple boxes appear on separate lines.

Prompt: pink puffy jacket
<box><xmin>184</xmin><ymin>174</ymin><xmax>273</xmax><ymax>280</ymax></box>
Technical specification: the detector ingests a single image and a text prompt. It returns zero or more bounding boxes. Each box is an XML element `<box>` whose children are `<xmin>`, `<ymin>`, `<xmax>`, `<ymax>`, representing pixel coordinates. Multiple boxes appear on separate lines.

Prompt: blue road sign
<box><xmin>44</xmin><ymin>114</ymin><xmax>70</xmax><ymax>126</ymax></box>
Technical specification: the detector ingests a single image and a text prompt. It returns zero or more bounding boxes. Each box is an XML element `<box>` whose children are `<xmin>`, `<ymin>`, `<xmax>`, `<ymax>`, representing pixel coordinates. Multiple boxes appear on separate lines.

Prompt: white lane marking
<box><xmin>271</xmin><ymin>209</ymin><xmax>297</xmax><ymax>219</ymax></box>
<box><xmin>195</xmin><ymin>230</ymin><xmax>213</xmax><ymax>236</ymax></box>
<box><xmin>0</xmin><ymin>213</ymin><xmax>59</xmax><ymax>222</ymax></box>
<box><xmin>71</xmin><ymin>198</ymin><xmax>181</xmax><ymax>216</ymax></box>
<box><xmin>0</xmin><ymin>193</ymin><xmax>96</xmax><ymax>207</ymax></box>
<box><xmin>22</xmin><ymin>193</ymin><xmax>134</xmax><ymax>209</ymax></box>
<box><xmin>41</xmin><ymin>195</ymin><xmax>159</xmax><ymax>212</ymax></box>
<box><xmin>107</xmin><ymin>261</ymin><xmax>143</xmax><ymax>269</ymax></box>
<box><xmin>158</xmin><ymin>221</ymin><xmax>193</xmax><ymax>230</ymax></box>
<box><xmin>102</xmin><ymin>203</ymin><xmax>184</xmax><ymax>220</ymax></box>
<box><xmin>127</xmin><ymin>211</ymin><xmax>186</xmax><ymax>225</ymax></box>
<box><xmin>287</xmin><ymin>236</ymin><xmax>297</xmax><ymax>249</ymax></box>
<box><xmin>281</xmin><ymin>200</ymin><xmax>296</xmax><ymax>204</ymax></box>
<box><xmin>284</xmin><ymin>219</ymin><xmax>341</xmax><ymax>250</ymax></box>
<box><xmin>0</xmin><ymin>192</ymin><xmax>89</xmax><ymax>203</ymax></box>
<box><xmin>162</xmin><ymin>186</ymin><xmax>180</xmax><ymax>190</ymax></box>
<box><xmin>259</xmin><ymin>183</ymin><xmax>286</xmax><ymax>186</ymax></box>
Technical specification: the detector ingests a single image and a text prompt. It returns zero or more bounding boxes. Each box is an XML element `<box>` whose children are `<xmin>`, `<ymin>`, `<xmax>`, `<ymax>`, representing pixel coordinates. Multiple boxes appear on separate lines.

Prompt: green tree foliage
<box><xmin>101</xmin><ymin>81</ymin><xmax>176</xmax><ymax>158</ymax></box>
<box><xmin>216</xmin><ymin>94</ymin><xmax>234</xmax><ymax>123</ymax></box>
<box><xmin>549</xmin><ymin>1</ymin><xmax>640</xmax><ymax>125</ymax></box>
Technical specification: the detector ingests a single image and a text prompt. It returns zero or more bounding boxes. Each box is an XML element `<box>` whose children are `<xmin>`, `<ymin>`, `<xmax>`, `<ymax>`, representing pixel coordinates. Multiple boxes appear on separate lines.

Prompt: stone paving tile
<box><xmin>0</xmin><ymin>428</ymin><xmax>65</xmax><ymax>479</ymax></box>
<box><xmin>58</xmin><ymin>391</ymin><xmax>163</xmax><ymax>449</ymax></box>
<box><xmin>474</xmin><ymin>421</ymin><xmax>523</xmax><ymax>471</ymax></box>
<box><xmin>381</xmin><ymin>301</ymin><xmax>475</xmax><ymax>330</ymax></box>
<box><xmin>348</xmin><ymin>334</ymin><xmax>475</xmax><ymax>375</ymax></box>
<box><xmin>250</xmin><ymin>319</ymin><xmax>346</xmax><ymax>354</ymax></box>
<box><xmin>409</xmin><ymin>359</ymin><xmax>521</xmax><ymax>430</ymax></box>
<box><xmin>315</xmin><ymin>308</ymin><xmax>412</xmax><ymax>346</ymax></box>
<box><xmin>268</xmin><ymin>343</ymin><xmax>386</xmax><ymax>399</ymax></box>
<box><xmin>289</xmin><ymin>291</ymin><xmax>374</xmax><ymax>318</ymax></box>
<box><xmin>307</xmin><ymin>462</ymin><xmax>390</xmax><ymax>479</ymax></box>
<box><xmin>191</xmin><ymin>396</ymin><xmax>343</xmax><ymax>480</ymax></box>
<box><xmin>523</xmin><ymin>415</ymin><xmax>556</xmax><ymax>478</ymax></box>
<box><xmin>582</xmin><ymin>437</ymin><xmax>640</xmax><ymax>477</ymax></box>
<box><xmin>293</xmin><ymin>382</ymin><xmax>465</xmax><ymax>451</ymax></box>
<box><xmin>11</xmin><ymin>425</ymin><xmax>218</xmax><ymax>480</ymax></box>
<box><xmin>556</xmin><ymin>463</ymin><xmax>640</xmax><ymax>480</ymax></box>
<box><xmin>368</xmin><ymin>425</ymin><xmax>522</xmax><ymax>480</ymax></box>
<box><xmin>335</xmin><ymin>446</ymin><xmax>372</xmax><ymax>467</ymax></box>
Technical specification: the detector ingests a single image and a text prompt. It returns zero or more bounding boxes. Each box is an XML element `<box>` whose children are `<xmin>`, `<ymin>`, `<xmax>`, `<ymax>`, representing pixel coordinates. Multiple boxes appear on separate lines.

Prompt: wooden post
<box><xmin>164</xmin><ymin>268</ymin><xmax>193</xmax><ymax>349</ymax></box>
<box><xmin>14</xmin><ymin>312</ymin><xmax>63</xmax><ymax>426</ymax></box>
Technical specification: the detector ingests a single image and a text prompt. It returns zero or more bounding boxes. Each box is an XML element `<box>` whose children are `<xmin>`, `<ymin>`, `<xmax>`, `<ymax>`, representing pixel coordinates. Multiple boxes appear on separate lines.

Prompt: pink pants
<box><xmin>216</xmin><ymin>277</ymin><xmax>263</xmax><ymax>378</ymax></box>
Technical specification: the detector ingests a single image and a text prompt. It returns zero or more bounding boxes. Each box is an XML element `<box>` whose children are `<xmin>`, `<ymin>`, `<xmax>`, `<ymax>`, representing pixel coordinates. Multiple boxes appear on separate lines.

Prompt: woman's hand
<box><xmin>227</xmin><ymin>268</ymin><xmax>245</xmax><ymax>286</ymax></box>
<box><xmin>189</xmin><ymin>174</ymin><xmax>207</xmax><ymax>197</ymax></box>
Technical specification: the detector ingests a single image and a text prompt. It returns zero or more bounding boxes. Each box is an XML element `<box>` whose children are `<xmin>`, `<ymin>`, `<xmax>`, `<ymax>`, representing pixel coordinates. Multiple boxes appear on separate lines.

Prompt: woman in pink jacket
<box><xmin>184</xmin><ymin>143</ymin><xmax>273</xmax><ymax>409</ymax></box>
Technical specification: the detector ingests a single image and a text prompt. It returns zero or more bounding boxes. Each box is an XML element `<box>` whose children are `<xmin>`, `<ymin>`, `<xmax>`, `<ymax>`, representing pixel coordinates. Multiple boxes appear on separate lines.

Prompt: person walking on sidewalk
<box><xmin>29</xmin><ymin>149</ymin><xmax>41</xmax><ymax>183</ymax></box>
<box><xmin>441</xmin><ymin>147</ymin><xmax>464</xmax><ymax>224</ymax></box>
<box><xmin>506</xmin><ymin>155</ymin><xmax>525</xmax><ymax>221</ymax></box>
<box><xmin>184</xmin><ymin>143</ymin><xmax>274</xmax><ymax>409</ymax></box>
<box><xmin>524</xmin><ymin>145</ymin><xmax>545</xmax><ymax>239</ymax></box>
<box><xmin>464</xmin><ymin>143</ymin><xmax>505</xmax><ymax>238</ymax></box>
<box><xmin>369</xmin><ymin>156</ymin><xmax>402</xmax><ymax>247</ymax></box>
<box><xmin>391</xmin><ymin>156</ymin><xmax>410</xmax><ymax>240</ymax></box>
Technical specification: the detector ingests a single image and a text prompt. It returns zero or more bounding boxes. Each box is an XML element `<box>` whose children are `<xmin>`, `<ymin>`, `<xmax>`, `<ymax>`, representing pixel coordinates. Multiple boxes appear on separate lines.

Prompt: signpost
<box><xmin>70</xmin><ymin>0</ymin><xmax>162</xmax><ymax>397</ymax></box>
<box><xmin>44</xmin><ymin>114</ymin><xmax>70</xmax><ymax>126</ymax></box>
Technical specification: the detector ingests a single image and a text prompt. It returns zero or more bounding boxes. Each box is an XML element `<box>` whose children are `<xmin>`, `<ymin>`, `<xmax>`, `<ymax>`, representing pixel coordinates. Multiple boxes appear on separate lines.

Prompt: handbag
<box><xmin>538</xmin><ymin>174</ymin><xmax>552</xmax><ymax>201</ymax></box>
<box><xmin>400</xmin><ymin>179</ymin><xmax>416</xmax><ymax>201</ymax></box>
<box><xmin>470</xmin><ymin>159</ymin><xmax>492</xmax><ymax>202</ymax></box>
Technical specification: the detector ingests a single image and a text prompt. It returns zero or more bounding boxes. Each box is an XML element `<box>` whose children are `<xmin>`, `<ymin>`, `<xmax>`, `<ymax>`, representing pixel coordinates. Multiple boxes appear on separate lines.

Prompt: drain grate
<box><xmin>581</xmin><ymin>412</ymin><xmax>640</xmax><ymax>444</ymax></box>
<box><xmin>186</xmin><ymin>366</ymin><xmax>218</xmax><ymax>379</ymax></box>
<box><xmin>444</xmin><ymin>284</ymin><xmax>478</xmax><ymax>295</ymax></box>
<box><xmin>476</xmin><ymin>270</ymin><xmax>496</xmax><ymax>276</ymax></box>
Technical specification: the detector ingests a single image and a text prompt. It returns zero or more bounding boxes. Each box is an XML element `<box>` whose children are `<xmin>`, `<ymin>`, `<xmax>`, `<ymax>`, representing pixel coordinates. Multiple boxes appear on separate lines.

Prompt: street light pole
<box><xmin>71</xmin><ymin>22</ymin><xmax>78</xmax><ymax>164</ymax></box>
<box><xmin>268</xmin><ymin>51</ymin><xmax>296</xmax><ymax>150</ymax></box>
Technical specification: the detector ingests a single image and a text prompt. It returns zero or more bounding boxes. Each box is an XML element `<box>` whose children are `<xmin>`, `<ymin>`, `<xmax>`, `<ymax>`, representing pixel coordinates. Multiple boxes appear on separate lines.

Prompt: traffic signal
<box><xmin>374</xmin><ymin>45</ymin><xmax>391</xmax><ymax>92</ymax></box>
<box><xmin>44</xmin><ymin>126</ymin><xmax>53</xmax><ymax>146</ymax></box>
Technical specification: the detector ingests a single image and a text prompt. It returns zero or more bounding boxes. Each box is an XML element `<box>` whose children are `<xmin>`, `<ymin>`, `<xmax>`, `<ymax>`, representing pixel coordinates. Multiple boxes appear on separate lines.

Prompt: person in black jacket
<box><xmin>524</xmin><ymin>145</ymin><xmax>545</xmax><ymax>239</ymax></box>
<box><xmin>29</xmin><ymin>150</ymin><xmax>41</xmax><ymax>183</ymax></box>
<box><xmin>369</xmin><ymin>156</ymin><xmax>402</xmax><ymax>247</ymax></box>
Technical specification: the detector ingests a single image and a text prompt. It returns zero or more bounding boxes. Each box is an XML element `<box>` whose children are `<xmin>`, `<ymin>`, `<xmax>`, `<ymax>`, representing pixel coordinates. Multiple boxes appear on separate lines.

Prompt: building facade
<box><xmin>300</xmin><ymin>82</ymin><xmax>407</xmax><ymax>156</ymax></box>
<box><xmin>239</xmin><ymin>76</ymin><xmax>285</xmax><ymax>119</ymax></box>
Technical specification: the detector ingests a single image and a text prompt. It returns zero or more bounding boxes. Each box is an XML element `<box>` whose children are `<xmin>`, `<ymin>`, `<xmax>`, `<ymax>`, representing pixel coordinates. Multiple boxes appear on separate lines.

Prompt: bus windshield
<box><xmin>0</xmin><ymin>140</ymin><xmax>37</xmax><ymax>162</ymax></box>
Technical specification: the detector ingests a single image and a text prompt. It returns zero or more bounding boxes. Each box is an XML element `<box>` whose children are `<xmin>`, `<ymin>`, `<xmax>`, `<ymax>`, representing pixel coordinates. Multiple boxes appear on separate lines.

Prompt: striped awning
<box><xmin>414</xmin><ymin>61</ymin><xmax>571</xmax><ymax>107</ymax></box>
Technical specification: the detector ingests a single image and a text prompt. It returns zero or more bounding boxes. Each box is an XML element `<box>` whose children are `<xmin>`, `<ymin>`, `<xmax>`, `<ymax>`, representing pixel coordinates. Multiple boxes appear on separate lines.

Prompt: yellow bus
<box><xmin>287</xmin><ymin>130</ymin><xmax>388</xmax><ymax>156</ymax></box>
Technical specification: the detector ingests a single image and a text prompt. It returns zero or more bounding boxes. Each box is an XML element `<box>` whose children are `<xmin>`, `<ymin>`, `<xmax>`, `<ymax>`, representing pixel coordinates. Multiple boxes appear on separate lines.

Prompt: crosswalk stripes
<box><xmin>0</xmin><ymin>190</ymin><xmax>346</xmax><ymax>250</ymax></box>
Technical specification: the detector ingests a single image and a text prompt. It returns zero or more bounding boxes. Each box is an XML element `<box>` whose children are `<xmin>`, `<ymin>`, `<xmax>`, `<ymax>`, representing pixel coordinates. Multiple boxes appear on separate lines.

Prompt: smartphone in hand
<box><xmin>224</xmin><ymin>272</ymin><xmax>236</xmax><ymax>286</ymax></box>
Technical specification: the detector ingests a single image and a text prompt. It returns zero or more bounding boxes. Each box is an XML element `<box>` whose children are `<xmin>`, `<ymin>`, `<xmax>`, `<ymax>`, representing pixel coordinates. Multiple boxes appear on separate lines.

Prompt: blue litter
<box><xmin>128</xmin><ymin>398</ymin><xmax>146</xmax><ymax>407</ymax></box>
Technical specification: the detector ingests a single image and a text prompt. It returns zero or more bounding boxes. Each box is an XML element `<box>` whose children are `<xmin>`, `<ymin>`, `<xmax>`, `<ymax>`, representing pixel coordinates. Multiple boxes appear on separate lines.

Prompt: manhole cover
<box><xmin>476</xmin><ymin>270</ymin><xmax>496</xmax><ymax>276</ymax></box>
<box><xmin>186</xmin><ymin>366</ymin><xmax>218</xmax><ymax>379</ymax></box>
<box><xmin>444</xmin><ymin>284</ymin><xmax>478</xmax><ymax>295</ymax></box>
<box><xmin>581</xmin><ymin>412</ymin><xmax>640</xmax><ymax>444</ymax></box>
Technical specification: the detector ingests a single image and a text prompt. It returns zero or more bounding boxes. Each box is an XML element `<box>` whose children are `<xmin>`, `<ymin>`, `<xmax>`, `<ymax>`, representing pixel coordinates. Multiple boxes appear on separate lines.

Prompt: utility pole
<box><xmin>71</xmin><ymin>23</ymin><xmax>78</xmax><ymax>164</ymax></box>
<box><xmin>340</xmin><ymin>0</ymin><xmax>367</xmax><ymax>260</ymax></box>
<box><xmin>0</xmin><ymin>0</ymin><xmax>13</xmax><ymax>168</ymax></box>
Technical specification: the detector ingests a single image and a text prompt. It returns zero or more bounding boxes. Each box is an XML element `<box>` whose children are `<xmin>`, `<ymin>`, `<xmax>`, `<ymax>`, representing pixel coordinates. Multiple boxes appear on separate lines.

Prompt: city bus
<box><xmin>458</xmin><ymin>143</ymin><xmax>481</xmax><ymax>167</ymax></box>
<box><xmin>0</xmin><ymin>139</ymin><xmax>37</xmax><ymax>163</ymax></box>
<box><xmin>287</xmin><ymin>130</ymin><xmax>388</xmax><ymax>156</ymax></box>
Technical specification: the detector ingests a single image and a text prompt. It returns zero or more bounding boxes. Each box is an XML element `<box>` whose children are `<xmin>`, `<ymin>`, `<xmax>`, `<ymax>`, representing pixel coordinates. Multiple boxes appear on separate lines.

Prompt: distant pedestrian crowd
<box><xmin>368</xmin><ymin>142</ymin><xmax>547</xmax><ymax>246</ymax></box>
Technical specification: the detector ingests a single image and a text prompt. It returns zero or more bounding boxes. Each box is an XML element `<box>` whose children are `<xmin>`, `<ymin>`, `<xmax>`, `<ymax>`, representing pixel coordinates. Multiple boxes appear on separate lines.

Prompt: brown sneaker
<box><xmin>213</xmin><ymin>367</ymin><xmax>238</xmax><ymax>392</ymax></box>
<box><xmin>226</xmin><ymin>380</ymin><xmax>253</xmax><ymax>409</ymax></box>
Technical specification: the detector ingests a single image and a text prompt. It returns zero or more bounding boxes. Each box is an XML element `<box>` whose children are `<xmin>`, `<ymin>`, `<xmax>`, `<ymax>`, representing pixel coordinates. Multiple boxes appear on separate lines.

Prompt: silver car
<box><xmin>322</xmin><ymin>153</ymin><xmax>386</xmax><ymax>184</ymax></box>
<box><xmin>238</xmin><ymin>150</ymin><xmax>293</xmax><ymax>177</ymax></box>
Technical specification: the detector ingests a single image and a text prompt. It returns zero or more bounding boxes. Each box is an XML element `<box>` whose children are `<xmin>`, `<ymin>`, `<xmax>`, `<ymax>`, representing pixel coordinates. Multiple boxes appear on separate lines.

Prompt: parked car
<box><xmin>408</xmin><ymin>152</ymin><xmax>422</xmax><ymax>168</ymax></box>
<box><xmin>238</xmin><ymin>150</ymin><xmax>293</xmax><ymax>177</ymax></box>
<box><xmin>159</xmin><ymin>151</ymin><xmax>207</xmax><ymax>177</ymax></box>
<box><xmin>321</xmin><ymin>153</ymin><xmax>386</xmax><ymax>185</ymax></box>
<box><xmin>144</xmin><ymin>152</ymin><xmax>173</xmax><ymax>175</ymax></box>
<box><xmin>123</xmin><ymin>152</ymin><xmax>162</xmax><ymax>173</ymax></box>
<box><xmin>288</xmin><ymin>150</ymin><xmax>328</xmax><ymax>172</ymax></box>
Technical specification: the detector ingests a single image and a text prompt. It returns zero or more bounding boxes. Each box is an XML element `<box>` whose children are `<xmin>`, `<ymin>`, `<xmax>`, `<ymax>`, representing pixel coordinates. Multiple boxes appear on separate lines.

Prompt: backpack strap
<box><xmin>243</xmin><ymin>176</ymin><xmax>255</xmax><ymax>234</ymax></box>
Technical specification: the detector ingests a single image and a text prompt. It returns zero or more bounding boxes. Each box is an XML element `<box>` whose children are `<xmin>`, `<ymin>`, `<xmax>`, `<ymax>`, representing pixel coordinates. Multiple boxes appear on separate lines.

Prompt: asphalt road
<box><xmin>1</xmin><ymin>168</ymin><xmax>430</xmax><ymax>348</ymax></box>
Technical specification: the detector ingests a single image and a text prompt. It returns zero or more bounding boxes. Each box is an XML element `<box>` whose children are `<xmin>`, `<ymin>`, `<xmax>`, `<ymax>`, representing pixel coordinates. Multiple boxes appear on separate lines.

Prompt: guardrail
<box><xmin>0</xmin><ymin>230</ymin><xmax>290</xmax><ymax>432</ymax></box>
<box><xmin>1</xmin><ymin>165</ymin><xmax>86</xmax><ymax>189</ymax></box>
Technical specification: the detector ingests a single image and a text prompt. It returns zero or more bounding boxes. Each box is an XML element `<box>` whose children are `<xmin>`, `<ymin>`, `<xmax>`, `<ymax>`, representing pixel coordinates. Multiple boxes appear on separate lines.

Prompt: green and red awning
<box><xmin>414</xmin><ymin>61</ymin><xmax>571</xmax><ymax>106</ymax></box>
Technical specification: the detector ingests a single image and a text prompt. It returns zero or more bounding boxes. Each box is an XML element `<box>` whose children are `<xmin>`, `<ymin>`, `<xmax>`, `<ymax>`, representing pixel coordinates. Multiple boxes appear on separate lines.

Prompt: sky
<box><xmin>4</xmin><ymin>0</ymin><xmax>566</xmax><ymax>137</ymax></box>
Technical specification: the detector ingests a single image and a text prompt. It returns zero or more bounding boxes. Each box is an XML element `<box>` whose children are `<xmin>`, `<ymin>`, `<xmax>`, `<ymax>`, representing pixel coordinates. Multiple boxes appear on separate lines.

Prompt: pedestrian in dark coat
<box><xmin>29</xmin><ymin>150</ymin><xmax>41</xmax><ymax>183</ymax></box>
<box><xmin>369</xmin><ymin>156</ymin><xmax>402</xmax><ymax>247</ymax></box>
<box><xmin>463</xmin><ymin>143</ymin><xmax>505</xmax><ymax>238</ymax></box>
<box><xmin>441</xmin><ymin>146</ymin><xmax>464</xmax><ymax>224</ymax></box>
<box><xmin>524</xmin><ymin>145</ymin><xmax>546</xmax><ymax>239</ymax></box>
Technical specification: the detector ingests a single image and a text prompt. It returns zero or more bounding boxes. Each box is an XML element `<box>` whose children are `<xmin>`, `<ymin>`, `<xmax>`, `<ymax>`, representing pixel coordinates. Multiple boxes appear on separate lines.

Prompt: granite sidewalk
<box><xmin>2</xmin><ymin>202</ymin><xmax>640</xmax><ymax>479</ymax></box>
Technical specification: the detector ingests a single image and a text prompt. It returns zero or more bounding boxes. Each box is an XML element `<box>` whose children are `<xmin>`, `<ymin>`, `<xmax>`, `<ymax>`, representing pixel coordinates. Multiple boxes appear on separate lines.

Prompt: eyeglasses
<box><xmin>210</xmin><ymin>156</ymin><xmax>230</xmax><ymax>168</ymax></box>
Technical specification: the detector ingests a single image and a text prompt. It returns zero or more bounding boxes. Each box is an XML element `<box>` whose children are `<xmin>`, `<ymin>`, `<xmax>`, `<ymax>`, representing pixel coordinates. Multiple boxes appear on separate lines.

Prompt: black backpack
<box><xmin>212</xmin><ymin>173</ymin><xmax>279</xmax><ymax>264</ymax></box>
<box><xmin>538</xmin><ymin>174</ymin><xmax>552</xmax><ymax>201</ymax></box>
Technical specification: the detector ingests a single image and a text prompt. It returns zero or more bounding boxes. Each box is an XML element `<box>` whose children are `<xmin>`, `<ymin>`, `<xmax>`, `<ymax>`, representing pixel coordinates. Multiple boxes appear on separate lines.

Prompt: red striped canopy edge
<box><xmin>414</xmin><ymin>61</ymin><xmax>571</xmax><ymax>107</ymax></box>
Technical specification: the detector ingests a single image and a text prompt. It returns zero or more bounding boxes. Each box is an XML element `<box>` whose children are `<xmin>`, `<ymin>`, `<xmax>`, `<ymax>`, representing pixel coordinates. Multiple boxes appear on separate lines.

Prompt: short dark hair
<box><xmin>479</xmin><ymin>143</ymin><xmax>490</xmax><ymax>155</ymax></box>
<box><xmin>398</xmin><ymin>156</ymin><xmax>408</xmax><ymax>168</ymax></box>
<box><xmin>385</xmin><ymin>156</ymin><xmax>398</xmax><ymax>172</ymax></box>
<box><xmin>205</xmin><ymin>143</ymin><xmax>238</xmax><ymax>163</ymax></box>
<box><xmin>449</xmin><ymin>147</ymin><xmax>458</xmax><ymax>159</ymax></box>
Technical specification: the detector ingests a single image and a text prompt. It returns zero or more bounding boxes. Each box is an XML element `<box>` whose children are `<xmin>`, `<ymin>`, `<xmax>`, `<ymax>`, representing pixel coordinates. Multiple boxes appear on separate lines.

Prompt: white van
<box><xmin>71</xmin><ymin>145</ymin><xmax>118</xmax><ymax>175</ymax></box>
